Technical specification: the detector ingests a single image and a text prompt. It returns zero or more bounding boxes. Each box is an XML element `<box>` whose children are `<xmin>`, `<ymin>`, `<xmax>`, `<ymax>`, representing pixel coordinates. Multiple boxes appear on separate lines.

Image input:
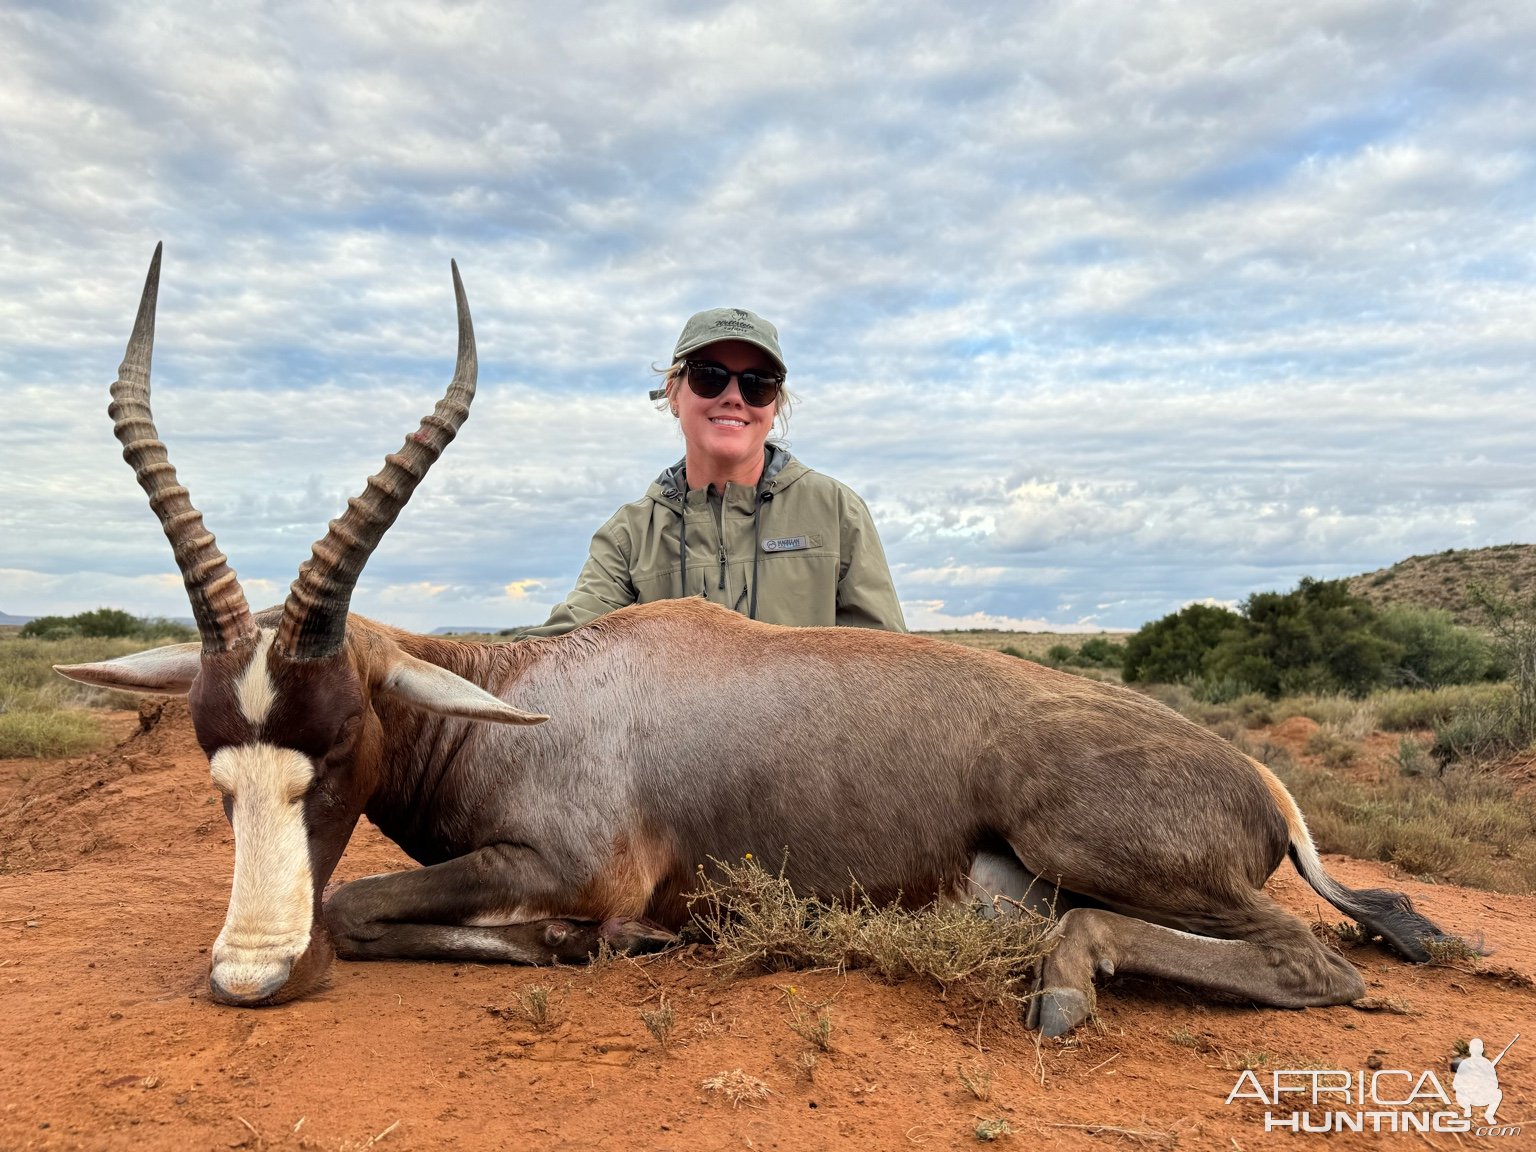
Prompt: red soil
<box><xmin>1</xmin><ymin>703</ymin><xmax>1531</xmax><ymax>1151</ymax></box>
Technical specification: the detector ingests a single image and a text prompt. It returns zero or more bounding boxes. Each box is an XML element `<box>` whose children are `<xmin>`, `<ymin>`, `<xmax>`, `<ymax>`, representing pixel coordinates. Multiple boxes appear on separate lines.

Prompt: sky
<box><xmin>3</xmin><ymin>1</ymin><xmax>1534</xmax><ymax>633</ymax></box>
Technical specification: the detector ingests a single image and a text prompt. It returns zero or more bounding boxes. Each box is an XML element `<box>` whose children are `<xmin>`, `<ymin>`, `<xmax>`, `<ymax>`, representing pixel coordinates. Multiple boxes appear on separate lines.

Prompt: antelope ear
<box><xmin>379</xmin><ymin>652</ymin><xmax>549</xmax><ymax>725</ymax></box>
<box><xmin>54</xmin><ymin>642</ymin><xmax>202</xmax><ymax>695</ymax></box>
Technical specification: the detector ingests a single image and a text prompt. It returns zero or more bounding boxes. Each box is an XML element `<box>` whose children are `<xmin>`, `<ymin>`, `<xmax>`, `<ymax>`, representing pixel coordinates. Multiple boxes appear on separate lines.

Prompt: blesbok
<box><xmin>57</xmin><ymin>246</ymin><xmax>1449</xmax><ymax>1036</ymax></box>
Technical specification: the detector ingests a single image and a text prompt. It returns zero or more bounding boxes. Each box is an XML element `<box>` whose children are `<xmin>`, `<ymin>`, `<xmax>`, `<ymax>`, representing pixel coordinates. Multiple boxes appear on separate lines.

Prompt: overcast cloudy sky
<box><xmin>3</xmin><ymin>1</ymin><xmax>1533</xmax><ymax>633</ymax></box>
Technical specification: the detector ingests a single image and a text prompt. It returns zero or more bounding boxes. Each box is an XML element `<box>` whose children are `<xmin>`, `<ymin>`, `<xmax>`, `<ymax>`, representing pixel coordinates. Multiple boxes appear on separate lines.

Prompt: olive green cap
<box><xmin>672</xmin><ymin>307</ymin><xmax>786</xmax><ymax>374</ymax></box>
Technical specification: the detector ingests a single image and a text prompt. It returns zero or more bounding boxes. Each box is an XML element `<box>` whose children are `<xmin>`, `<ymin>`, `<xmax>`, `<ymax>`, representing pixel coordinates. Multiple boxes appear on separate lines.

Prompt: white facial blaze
<box><xmin>235</xmin><ymin>628</ymin><xmax>278</xmax><ymax>727</ymax></box>
<box><xmin>209</xmin><ymin>742</ymin><xmax>316</xmax><ymax>997</ymax></box>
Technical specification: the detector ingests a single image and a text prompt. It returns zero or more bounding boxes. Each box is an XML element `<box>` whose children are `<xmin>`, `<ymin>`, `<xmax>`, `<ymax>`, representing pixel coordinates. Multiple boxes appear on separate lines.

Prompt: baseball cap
<box><xmin>672</xmin><ymin>307</ymin><xmax>786</xmax><ymax>374</ymax></box>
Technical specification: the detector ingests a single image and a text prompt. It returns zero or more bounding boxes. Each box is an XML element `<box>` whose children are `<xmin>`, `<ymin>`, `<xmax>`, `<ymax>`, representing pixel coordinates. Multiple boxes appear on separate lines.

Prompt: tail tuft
<box><xmin>1288</xmin><ymin>846</ymin><xmax>1447</xmax><ymax>963</ymax></box>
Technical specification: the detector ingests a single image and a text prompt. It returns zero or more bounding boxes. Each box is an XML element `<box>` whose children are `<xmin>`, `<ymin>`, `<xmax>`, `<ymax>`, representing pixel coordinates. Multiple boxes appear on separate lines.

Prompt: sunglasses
<box><xmin>682</xmin><ymin>359</ymin><xmax>784</xmax><ymax>408</ymax></box>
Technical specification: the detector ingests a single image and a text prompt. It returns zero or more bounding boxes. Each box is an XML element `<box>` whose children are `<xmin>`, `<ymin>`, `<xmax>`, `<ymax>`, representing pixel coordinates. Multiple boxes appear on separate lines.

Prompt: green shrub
<box><xmin>1123</xmin><ymin>603</ymin><xmax>1242</xmax><ymax>684</ymax></box>
<box><xmin>1432</xmin><ymin>705</ymin><xmax>1520</xmax><ymax>766</ymax></box>
<box><xmin>1074</xmin><ymin>636</ymin><xmax>1126</xmax><ymax>668</ymax></box>
<box><xmin>1374</xmin><ymin>605</ymin><xmax>1495</xmax><ymax>688</ymax></box>
<box><xmin>19</xmin><ymin>609</ymin><xmax>193</xmax><ymax>643</ymax></box>
<box><xmin>1207</xmin><ymin>578</ymin><xmax>1400</xmax><ymax>699</ymax></box>
<box><xmin>1044</xmin><ymin>643</ymin><xmax>1076</xmax><ymax>665</ymax></box>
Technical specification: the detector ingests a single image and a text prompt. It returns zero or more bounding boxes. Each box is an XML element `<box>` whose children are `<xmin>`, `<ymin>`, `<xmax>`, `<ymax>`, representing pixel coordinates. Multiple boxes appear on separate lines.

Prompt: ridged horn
<box><xmin>108</xmin><ymin>243</ymin><xmax>256</xmax><ymax>654</ymax></box>
<box><xmin>274</xmin><ymin>261</ymin><xmax>477</xmax><ymax>661</ymax></box>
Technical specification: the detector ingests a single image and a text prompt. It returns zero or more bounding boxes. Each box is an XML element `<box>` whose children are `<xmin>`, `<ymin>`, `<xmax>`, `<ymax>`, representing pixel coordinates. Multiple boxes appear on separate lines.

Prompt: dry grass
<box><xmin>957</xmin><ymin>1061</ymin><xmax>993</xmax><ymax>1101</ymax></box>
<box><xmin>638</xmin><ymin>995</ymin><xmax>675</xmax><ymax>1050</ymax></box>
<box><xmin>781</xmin><ymin>985</ymin><xmax>834</xmax><ymax>1052</ymax></box>
<box><xmin>516</xmin><ymin>985</ymin><xmax>554</xmax><ymax>1030</ymax></box>
<box><xmin>1273</xmin><ymin>759</ymin><xmax>1536</xmax><ymax>891</ymax></box>
<box><xmin>0</xmin><ymin>634</ymin><xmax>183</xmax><ymax>717</ymax></box>
<box><xmin>688</xmin><ymin>857</ymin><xmax>1054</xmax><ymax>1013</ymax></box>
<box><xmin>1372</xmin><ymin>683</ymin><xmax>1510</xmax><ymax>731</ymax></box>
<box><xmin>702</xmin><ymin>1069</ymin><xmax>771</xmax><ymax>1107</ymax></box>
<box><xmin>0</xmin><ymin>709</ymin><xmax>108</xmax><ymax>758</ymax></box>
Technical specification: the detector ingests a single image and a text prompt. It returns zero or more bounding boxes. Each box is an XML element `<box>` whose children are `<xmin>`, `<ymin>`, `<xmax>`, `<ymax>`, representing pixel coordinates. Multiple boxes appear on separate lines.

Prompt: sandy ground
<box><xmin>1</xmin><ymin>703</ymin><xmax>1531</xmax><ymax>1151</ymax></box>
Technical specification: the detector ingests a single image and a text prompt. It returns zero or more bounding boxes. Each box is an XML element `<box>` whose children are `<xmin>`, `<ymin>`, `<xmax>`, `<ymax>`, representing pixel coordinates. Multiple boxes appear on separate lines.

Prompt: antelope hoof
<box><xmin>1028</xmin><ymin>987</ymin><xmax>1092</xmax><ymax>1037</ymax></box>
<box><xmin>599</xmin><ymin>916</ymin><xmax>680</xmax><ymax>954</ymax></box>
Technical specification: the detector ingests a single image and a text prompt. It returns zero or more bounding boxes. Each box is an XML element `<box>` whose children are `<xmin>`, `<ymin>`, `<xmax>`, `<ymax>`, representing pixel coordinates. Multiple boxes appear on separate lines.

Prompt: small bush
<box><xmin>1392</xmin><ymin>735</ymin><xmax>1433</xmax><ymax>778</ymax></box>
<box><xmin>639</xmin><ymin>995</ymin><xmax>675</xmax><ymax>1050</ymax></box>
<box><xmin>688</xmin><ymin>857</ymin><xmax>1052</xmax><ymax>1012</ymax></box>
<box><xmin>1304</xmin><ymin>728</ymin><xmax>1357</xmax><ymax>769</ymax></box>
<box><xmin>1469</xmin><ymin>581</ymin><xmax>1536</xmax><ymax>748</ymax></box>
<box><xmin>1432</xmin><ymin>706</ymin><xmax>1520</xmax><ymax>766</ymax></box>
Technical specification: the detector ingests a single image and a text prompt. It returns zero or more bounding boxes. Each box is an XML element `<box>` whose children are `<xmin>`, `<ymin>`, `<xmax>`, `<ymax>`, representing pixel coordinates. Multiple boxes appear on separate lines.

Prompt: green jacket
<box><xmin>521</xmin><ymin>446</ymin><xmax>906</xmax><ymax>636</ymax></box>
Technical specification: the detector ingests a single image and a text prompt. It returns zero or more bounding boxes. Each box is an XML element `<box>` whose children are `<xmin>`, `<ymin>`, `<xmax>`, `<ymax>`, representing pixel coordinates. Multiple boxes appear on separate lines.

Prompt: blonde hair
<box><xmin>651</xmin><ymin>359</ymin><xmax>796</xmax><ymax>442</ymax></box>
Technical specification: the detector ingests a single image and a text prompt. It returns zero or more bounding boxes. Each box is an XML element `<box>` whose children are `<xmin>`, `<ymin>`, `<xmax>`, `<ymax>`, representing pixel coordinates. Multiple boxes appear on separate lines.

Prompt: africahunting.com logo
<box><xmin>1225</xmin><ymin>1033</ymin><xmax>1520</xmax><ymax>1136</ymax></box>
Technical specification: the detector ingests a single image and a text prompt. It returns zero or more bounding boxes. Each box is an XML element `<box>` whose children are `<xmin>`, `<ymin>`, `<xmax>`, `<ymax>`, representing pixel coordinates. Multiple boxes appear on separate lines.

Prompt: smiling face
<box><xmin>671</xmin><ymin>339</ymin><xmax>781</xmax><ymax>489</ymax></box>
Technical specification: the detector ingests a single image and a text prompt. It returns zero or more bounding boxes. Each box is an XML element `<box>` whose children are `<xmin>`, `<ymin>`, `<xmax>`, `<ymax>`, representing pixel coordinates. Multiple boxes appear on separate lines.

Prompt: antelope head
<box><xmin>56</xmin><ymin>247</ymin><xmax>545</xmax><ymax>1005</ymax></box>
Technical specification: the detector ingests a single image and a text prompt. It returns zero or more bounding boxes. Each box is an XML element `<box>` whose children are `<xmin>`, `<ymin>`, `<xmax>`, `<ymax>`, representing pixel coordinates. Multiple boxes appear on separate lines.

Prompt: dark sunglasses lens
<box><xmin>737</xmin><ymin>374</ymin><xmax>781</xmax><ymax>407</ymax></box>
<box><xmin>687</xmin><ymin>364</ymin><xmax>730</xmax><ymax>398</ymax></box>
<box><xmin>685</xmin><ymin>361</ymin><xmax>781</xmax><ymax>407</ymax></box>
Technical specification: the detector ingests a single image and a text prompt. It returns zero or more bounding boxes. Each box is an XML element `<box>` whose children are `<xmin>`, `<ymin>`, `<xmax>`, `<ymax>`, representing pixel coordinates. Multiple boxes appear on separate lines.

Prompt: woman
<box><xmin>521</xmin><ymin>307</ymin><xmax>905</xmax><ymax>635</ymax></box>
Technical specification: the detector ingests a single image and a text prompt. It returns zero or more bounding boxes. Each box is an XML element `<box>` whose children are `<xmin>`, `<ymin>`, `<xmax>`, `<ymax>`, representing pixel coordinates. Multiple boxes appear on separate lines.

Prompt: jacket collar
<box><xmin>649</xmin><ymin>443</ymin><xmax>806</xmax><ymax>509</ymax></box>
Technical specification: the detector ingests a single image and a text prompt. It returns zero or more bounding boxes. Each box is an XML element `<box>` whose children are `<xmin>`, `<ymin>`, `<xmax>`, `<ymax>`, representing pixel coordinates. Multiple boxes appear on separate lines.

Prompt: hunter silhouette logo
<box><xmin>1454</xmin><ymin>1034</ymin><xmax>1517</xmax><ymax>1124</ymax></box>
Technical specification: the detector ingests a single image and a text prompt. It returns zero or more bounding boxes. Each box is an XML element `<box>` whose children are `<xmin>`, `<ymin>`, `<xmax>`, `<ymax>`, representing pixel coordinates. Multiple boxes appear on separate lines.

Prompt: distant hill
<box><xmin>1348</xmin><ymin>544</ymin><xmax>1536</xmax><ymax>626</ymax></box>
<box><xmin>0</xmin><ymin>611</ymin><xmax>35</xmax><ymax>627</ymax></box>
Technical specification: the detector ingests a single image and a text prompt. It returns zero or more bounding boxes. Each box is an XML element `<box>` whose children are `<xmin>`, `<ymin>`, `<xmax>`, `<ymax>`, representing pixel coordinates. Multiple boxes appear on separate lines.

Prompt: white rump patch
<box><xmin>209</xmin><ymin>742</ymin><xmax>316</xmax><ymax>998</ymax></box>
<box><xmin>235</xmin><ymin>629</ymin><xmax>279</xmax><ymax>727</ymax></box>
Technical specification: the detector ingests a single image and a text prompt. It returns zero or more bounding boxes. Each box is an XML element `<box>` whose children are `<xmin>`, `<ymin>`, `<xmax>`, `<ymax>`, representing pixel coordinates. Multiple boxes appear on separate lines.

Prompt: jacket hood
<box><xmin>647</xmin><ymin>443</ymin><xmax>808</xmax><ymax>508</ymax></box>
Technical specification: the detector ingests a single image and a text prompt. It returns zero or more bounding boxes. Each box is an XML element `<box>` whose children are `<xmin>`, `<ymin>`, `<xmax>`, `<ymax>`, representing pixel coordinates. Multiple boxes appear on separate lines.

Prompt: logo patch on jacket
<box><xmin>762</xmin><ymin>535</ymin><xmax>815</xmax><ymax>552</ymax></box>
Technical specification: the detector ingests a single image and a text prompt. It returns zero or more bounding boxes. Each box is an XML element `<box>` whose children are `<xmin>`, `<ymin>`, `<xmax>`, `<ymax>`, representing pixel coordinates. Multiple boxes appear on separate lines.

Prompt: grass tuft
<box><xmin>515</xmin><ymin>985</ymin><xmax>553</xmax><ymax>1030</ymax></box>
<box><xmin>688</xmin><ymin>857</ymin><xmax>1053</xmax><ymax>1012</ymax></box>
<box><xmin>781</xmin><ymin>985</ymin><xmax>834</xmax><ymax>1052</ymax></box>
<box><xmin>974</xmin><ymin>1117</ymin><xmax>1012</xmax><ymax>1142</ymax></box>
<box><xmin>957</xmin><ymin>1061</ymin><xmax>993</xmax><ymax>1101</ymax></box>
<box><xmin>702</xmin><ymin>1069</ymin><xmax>771</xmax><ymax>1108</ymax></box>
<box><xmin>639</xmin><ymin>995</ymin><xmax>675</xmax><ymax>1050</ymax></box>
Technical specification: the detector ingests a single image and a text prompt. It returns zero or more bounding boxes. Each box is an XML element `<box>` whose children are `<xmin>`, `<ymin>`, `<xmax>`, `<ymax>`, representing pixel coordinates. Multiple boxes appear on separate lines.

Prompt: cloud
<box><xmin>3</xmin><ymin>1</ymin><xmax>1534</xmax><ymax>632</ymax></box>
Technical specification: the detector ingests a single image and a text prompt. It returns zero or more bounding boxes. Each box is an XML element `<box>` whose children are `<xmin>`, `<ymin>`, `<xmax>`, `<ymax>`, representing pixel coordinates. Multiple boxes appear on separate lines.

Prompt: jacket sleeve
<box><xmin>835</xmin><ymin>490</ymin><xmax>907</xmax><ymax>632</ymax></box>
<box><xmin>513</xmin><ymin>514</ymin><xmax>638</xmax><ymax>638</ymax></box>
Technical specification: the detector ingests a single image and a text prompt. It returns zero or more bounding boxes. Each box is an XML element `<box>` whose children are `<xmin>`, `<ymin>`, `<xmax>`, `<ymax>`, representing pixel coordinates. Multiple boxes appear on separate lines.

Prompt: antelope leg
<box><xmin>323</xmin><ymin>845</ymin><xmax>677</xmax><ymax>964</ymax></box>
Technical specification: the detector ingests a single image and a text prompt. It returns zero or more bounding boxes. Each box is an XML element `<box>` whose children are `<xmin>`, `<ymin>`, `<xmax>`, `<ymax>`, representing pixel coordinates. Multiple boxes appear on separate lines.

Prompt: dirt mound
<box><xmin>2</xmin><ymin>709</ymin><xmax>1532</xmax><ymax>1150</ymax></box>
<box><xmin>0</xmin><ymin>700</ymin><xmax>202</xmax><ymax>875</ymax></box>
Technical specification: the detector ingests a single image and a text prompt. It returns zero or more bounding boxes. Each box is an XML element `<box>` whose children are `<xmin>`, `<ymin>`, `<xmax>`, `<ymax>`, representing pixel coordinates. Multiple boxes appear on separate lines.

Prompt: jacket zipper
<box><xmin>718</xmin><ymin>546</ymin><xmax>728</xmax><ymax>591</ymax></box>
